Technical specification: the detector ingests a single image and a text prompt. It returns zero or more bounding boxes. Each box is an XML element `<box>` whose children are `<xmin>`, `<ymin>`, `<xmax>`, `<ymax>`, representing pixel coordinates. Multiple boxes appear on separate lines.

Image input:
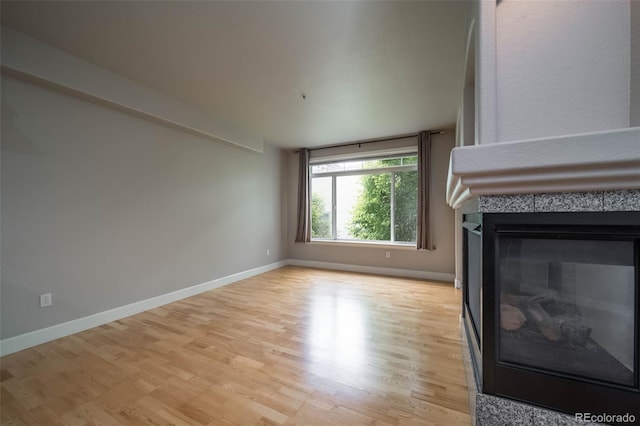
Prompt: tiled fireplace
<box><xmin>445</xmin><ymin>124</ymin><xmax>640</xmax><ymax>425</ymax></box>
<box><xmin>461</xmin><ymin>191</ymin><xmax>640</xmax><ymax>426</ymax></box>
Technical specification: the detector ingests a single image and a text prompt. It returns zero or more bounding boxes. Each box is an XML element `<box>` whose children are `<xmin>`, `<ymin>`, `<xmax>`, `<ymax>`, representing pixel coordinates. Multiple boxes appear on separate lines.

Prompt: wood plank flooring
<box><xmin>1</xmin><ymin>266</ymin><xmax>470</xmax><ymax>425</ymax></box>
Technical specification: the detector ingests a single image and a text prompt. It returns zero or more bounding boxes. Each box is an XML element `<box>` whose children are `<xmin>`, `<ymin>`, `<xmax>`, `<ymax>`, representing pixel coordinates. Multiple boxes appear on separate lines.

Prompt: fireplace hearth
<box><xmin>463</xmin><ymin>210</ymin><xmax>640</xmax><ymax>424</ymax></box>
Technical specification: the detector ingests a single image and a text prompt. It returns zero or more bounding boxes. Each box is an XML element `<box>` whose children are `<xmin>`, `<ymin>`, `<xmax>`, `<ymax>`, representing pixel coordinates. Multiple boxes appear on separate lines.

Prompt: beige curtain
<box><xmin>416</xmin><ymin>131</ymin><xmax>434</xmax><ymax>250</ymax></box>
<box><xmin>295</xmin><ymin>148</ymin><xmax>311</xmax><ymax>243</ymax></box>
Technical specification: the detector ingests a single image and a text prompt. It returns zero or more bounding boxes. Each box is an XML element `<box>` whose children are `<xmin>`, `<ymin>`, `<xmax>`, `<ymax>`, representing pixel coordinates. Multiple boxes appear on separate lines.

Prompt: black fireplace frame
<box><xmin>465</xmin><ymin>211</ymin><xmax>640</xmax><ymax>419</ymax></box>
<box><xmin>463</xmin><ymin>212</ymin><xmax>483</xmax><ymax>388</ymax></box>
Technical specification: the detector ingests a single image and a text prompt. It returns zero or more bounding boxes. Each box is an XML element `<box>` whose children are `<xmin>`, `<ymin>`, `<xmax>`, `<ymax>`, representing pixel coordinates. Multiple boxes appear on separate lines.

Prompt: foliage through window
<box><xmin>310</xmin><ymin>155</ymin><xmax>417</xmax><ymax>244</ymax></box>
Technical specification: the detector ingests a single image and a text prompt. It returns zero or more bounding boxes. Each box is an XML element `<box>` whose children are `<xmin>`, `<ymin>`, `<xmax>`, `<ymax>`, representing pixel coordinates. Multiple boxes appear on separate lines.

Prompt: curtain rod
<box><xmin>294</xmin><ymin>130</ymin><xmax>446</xmax><ymax>153</ymax></box>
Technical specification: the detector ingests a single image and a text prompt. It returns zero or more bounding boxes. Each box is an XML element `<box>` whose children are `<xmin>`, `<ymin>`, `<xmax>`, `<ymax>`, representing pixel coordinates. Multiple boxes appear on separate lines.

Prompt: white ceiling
<box><xmin>1</xmin><ymin>1</ymin><xmax>469</xmax><ymax>149</ymax></box>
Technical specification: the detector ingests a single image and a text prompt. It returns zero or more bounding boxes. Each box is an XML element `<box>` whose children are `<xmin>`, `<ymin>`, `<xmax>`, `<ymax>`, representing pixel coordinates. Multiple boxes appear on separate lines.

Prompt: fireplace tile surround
<box><xmin>477</xmin><ymin>190</ymin><xmax>640</xmax><ymax>213</ymax></box>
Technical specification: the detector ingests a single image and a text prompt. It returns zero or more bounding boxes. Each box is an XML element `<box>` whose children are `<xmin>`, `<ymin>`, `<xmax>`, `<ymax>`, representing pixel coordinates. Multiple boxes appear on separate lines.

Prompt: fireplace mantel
<box><xmin>446</xmin><ymin>127</ymin><xmax>640</xmax><ymax>209</ymax></box>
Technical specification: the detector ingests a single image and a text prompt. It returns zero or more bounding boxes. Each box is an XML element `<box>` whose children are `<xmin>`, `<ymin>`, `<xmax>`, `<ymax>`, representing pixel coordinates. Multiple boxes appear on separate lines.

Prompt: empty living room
<box><xmin>1</xmin><ymin>1</ymin><xmax>638</xmax><ymax>425</ymax></box>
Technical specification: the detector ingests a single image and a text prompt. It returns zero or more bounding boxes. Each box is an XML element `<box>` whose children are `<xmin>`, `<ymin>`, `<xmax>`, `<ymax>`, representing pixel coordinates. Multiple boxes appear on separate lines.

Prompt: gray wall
<box><xmin>1</xmin><ymin>75</ymin><xmax>286</xmax><ymax>339</ymax></box>
<box><xmin>495</xmin><ymin>0</ymin><xmax>630</xmax><ymax>142</ymax></box>
<box><xmin>631</xmin><ymin>0</ymin><xmax>640</xmax><ymax>126</ymax></box>
<box><xmin>286</xmin><ymin>132</ymin><xmax>456</xmax><ymax>277</ymax></box>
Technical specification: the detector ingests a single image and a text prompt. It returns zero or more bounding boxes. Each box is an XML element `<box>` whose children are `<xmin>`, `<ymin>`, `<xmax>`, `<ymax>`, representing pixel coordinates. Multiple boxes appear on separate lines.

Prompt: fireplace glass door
<box><xmin>498</xmin><ymin>236</ymin><xmax>636</xmax><ymax>387</ymax></box>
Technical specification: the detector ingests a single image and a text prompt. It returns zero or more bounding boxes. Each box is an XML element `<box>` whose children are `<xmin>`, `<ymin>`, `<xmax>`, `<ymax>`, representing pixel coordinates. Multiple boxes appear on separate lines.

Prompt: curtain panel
<box><xmin>295</xmin><ymin>148</ymin><xmax>311</xmax><ymax>243</ymax></box>
<box><xmin>417</xmin><ymin>131</ymin><xmax>434</xmax><ymax>250</ymax></box>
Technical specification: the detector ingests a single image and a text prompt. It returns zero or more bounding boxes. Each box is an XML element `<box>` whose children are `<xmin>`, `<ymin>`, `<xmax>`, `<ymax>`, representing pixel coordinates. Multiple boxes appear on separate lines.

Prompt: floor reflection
<box><xmin>307</xmin><ymin>287</ymin><xmax>367</xmax><ymax>371</ymax></box>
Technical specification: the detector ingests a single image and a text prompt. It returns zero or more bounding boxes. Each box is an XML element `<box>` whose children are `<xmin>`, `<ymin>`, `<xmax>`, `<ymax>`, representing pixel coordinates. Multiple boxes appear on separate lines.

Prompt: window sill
<box><xmin>308</xmin><ymin>240</ymin><xmax>416</xmax><ymax>250</ymax></box>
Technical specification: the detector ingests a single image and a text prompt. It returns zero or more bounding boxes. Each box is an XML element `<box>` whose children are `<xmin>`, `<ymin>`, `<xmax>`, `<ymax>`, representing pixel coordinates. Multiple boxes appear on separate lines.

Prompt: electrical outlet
<box><xmin>266</xmin><ymin>249</ymin><xmax>270</xmax><ymax>256</ymax></box>
<box><xmin>40</xmin><ymin>293</ymin><xmax>52</xmax><ymax>307</ymax></box>
<box><xmin>385</xmin><ymin>251</ymin><xmax>391</xmax><ymax>258</ymax></box>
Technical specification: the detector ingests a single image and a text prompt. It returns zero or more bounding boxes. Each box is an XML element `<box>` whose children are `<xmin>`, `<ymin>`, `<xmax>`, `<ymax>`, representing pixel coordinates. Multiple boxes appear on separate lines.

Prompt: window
<box><xmin>310</xmin><ymin>154</ymin><xmax>418</xmax><ymax>244</ymax></box>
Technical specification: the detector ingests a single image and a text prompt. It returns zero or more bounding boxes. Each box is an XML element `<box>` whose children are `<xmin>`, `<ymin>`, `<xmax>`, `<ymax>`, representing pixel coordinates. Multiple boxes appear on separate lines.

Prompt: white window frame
<box><xmin>310</xmin><ymin>155</ymin><xmax>418</xmax><ymax>246</ymax></box>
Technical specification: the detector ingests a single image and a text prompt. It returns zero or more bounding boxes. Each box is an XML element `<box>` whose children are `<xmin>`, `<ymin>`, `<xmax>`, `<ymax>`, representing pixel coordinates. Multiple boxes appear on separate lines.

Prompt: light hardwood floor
<box><xmin>1</xmin><ymin>266</ymin><xmax>470</xmax><ymax>425</ymax></box>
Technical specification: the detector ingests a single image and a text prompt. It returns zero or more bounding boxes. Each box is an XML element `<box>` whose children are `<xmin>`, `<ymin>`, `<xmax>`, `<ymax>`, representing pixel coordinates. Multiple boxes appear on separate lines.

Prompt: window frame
<box><xmin>309</xmin><ymin>155</ymin><xmax>418</xmax><ymax>246</ymax></box>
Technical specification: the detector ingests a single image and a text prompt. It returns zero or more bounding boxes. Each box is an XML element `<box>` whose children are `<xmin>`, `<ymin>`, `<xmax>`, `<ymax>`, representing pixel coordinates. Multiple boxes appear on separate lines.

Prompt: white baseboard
<box><xmin>0</xmin><ymin>258</ymin><xmax>454</xmax><ymax>356</ymax></box>
<box><xmin>0</xmin><ymin>260</ymin><xmax>287</xmax><ymax>357</ymax></box>
<box><xmin>455</xmin><ymin>278</ymin><xmax>462</xmax><ymax>289</ymax></box>
<box><xmin>287</xmin><ymin>259</ymin><xmax>455</xmax><ymax>283</ymax></box>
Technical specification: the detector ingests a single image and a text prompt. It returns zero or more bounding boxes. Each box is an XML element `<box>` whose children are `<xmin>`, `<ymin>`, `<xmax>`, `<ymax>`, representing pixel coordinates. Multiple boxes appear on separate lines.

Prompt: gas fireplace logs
<box><xmin>500</xmin><ymin>292</ymin><xmax>591</xmax><ymax>345</ymax></box>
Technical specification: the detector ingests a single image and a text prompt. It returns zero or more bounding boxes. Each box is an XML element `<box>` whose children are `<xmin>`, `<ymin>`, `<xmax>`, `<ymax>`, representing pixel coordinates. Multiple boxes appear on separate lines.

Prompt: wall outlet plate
<box><xmin>40</xmin><ymin>293</ymin><xmax>52</xmax><ymax>307</ymax></box>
